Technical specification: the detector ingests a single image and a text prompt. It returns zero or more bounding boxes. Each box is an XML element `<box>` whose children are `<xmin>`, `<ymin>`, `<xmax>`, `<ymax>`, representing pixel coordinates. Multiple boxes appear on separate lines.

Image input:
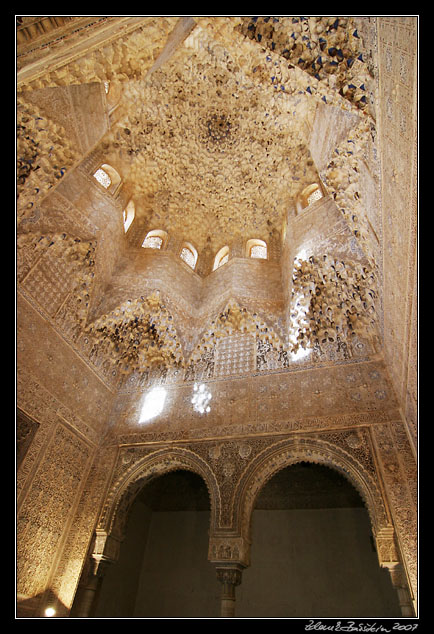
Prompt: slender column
<box><xmin>384</xmin><ymin>562</ymin><xmax>415</xmax><ymax>617</ymax></box>
<box><xmin>216</xmin><ymin>565</ymin><xmax>243</xmax><ymax>618</ymax></box>
<box><xmin>73</xmin><ymin>558</ymin><xmax>109</xmax><ymax>618</ymax></box>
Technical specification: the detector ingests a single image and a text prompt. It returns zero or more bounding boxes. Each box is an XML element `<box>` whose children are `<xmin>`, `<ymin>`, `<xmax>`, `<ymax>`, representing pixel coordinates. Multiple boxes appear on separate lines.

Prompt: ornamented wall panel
<box><xmin>17</xmin><ymin>424</ymin><xmax>93</xmax><ymax>600</ymax></box>
<box><xmin>109</xmin><ymin>358</ymin><xmax>400</xmax><ymax>444</ymax></box>
<box><xmin>214</xmin><ymin>333</ymin><xmax>256</xmax><ymax>377</ymax></box>
<box><xmin>372</xmin><ymin>422</ymin><xmax>417</xmax><ymax>603</ymax></box>
<box><xmin>48</xmin><ymin>444</ymin><xmax>119</xmax><ymax>613</ymax></box>
<box><xmin>17</xmin><ymin>293</ymin><xmax>115</xmax><ymax>441</ymax></box>
<box><xmin>377</xmin><ymin>17</ymin><xmax>417</xmax><ymax>448</ymax></box>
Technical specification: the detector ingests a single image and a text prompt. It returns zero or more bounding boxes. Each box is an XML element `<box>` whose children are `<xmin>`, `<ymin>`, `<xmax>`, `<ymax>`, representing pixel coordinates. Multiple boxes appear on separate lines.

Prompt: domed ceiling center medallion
<box><xmin>198</xmin><ymin>110</ymin><xmax>238</xmax><ymax>152</ymax></box>
<box><xmin>207</xmin><ymin>113</ymin><xmax>232</xmax><ymax>142</ymax></box>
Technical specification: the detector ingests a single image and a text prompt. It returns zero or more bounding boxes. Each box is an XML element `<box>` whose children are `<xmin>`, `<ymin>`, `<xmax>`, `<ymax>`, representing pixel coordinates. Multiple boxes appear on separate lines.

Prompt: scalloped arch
<box><xmin>96</xmin><ymin>446</ymin><xmax>221</xmax><ymax>545</ymax></box>
<box><xmin>233</xmin><ymin>435</ymin><xmax>391</xmax><ymax>544</ymax></box>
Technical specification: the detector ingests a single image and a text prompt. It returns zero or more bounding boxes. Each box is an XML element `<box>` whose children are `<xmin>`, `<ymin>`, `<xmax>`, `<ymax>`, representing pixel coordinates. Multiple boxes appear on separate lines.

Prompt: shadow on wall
<box><xmin>16</xmin><ymin>591</ymin><xmax>69</xmax><ymax>619</ymax></box>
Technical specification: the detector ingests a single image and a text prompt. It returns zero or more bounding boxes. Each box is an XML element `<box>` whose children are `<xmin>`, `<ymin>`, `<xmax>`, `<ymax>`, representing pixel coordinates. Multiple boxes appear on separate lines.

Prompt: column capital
<box><xmin>216</xmin><ymin>564</ymin><xmax>244</xmax><ymax>589</ymax></box>
<box><xmin>215</xmin><ymin>563</ymin><xmax>245</xmax><ymax>618</ymax></box>
<box><xmin>91</xmin><ymin>529</ymin><xmax>122</xmax><ymax>575</ymax></box>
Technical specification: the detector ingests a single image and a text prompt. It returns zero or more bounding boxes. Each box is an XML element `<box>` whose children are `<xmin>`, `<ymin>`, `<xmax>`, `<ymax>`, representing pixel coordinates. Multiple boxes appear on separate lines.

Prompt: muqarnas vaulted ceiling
<box><xmin>16</xmin><ymin>16</ymin><xmax>387</xmax><ymax>390</ymax></box>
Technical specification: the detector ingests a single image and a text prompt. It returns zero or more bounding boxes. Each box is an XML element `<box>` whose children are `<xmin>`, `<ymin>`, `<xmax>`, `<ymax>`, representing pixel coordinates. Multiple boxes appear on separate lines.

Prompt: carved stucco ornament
<box><xmin>92</xmin><ymin>431</ymin><xmax>403</xmax><ymax>574</ymax></box>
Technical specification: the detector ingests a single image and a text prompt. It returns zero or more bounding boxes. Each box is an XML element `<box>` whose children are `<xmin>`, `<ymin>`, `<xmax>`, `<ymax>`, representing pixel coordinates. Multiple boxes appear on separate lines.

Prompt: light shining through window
<box><xmin>290</xmin><ymin>346</ymin><xmax>311</xmax><ymax>360</ymax></box>
<box><xmin>289</xmin><ymin>288</ymin><xmax>312</xmax><ymax>361</ymax></box>
<box><xmin>294</xmin><ymin>248</ymin><xmax>307</xmax><ymax>262</ymax></box>
<box><xmin>93</xmin><ymin>168</ymin><xmax>111</xmax><ymax>189</ymax></box>
<box><xmin>139</xmin><ymin>387</ymin><xmax>167</xmax><ymax>423</ymax></box>
<box><xmin>191</xmin><ymin>383</ymin><xmax>212</xmax><ymax>414</ymax></box>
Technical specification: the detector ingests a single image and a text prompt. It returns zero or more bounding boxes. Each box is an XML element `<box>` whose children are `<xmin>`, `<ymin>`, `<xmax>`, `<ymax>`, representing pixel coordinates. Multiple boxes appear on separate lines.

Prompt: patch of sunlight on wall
<box><xmin>191</xmin><ymin>383</ymin><xmax>212</xmax><ymax>414</ymax></box>
<box><xmin>139</xmin><ymin>387</ymin><xmax>167</xmax><ymax>424</ymax></box>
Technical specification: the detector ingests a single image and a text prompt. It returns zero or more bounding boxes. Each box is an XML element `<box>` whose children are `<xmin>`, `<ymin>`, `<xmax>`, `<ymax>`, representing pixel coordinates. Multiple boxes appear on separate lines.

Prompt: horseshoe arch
<box><xmin>92</xmin><ymin>446</ymin><xmax>221</xmax><ymax>568</ymax></box>
<box><xmin>232</xmin><ymin>435</ymin><xmax>397</xmax><ymax>567</ymax></box>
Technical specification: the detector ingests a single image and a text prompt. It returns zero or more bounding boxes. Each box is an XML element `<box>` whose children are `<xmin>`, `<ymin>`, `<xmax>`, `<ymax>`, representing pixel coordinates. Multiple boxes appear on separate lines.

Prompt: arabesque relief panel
<box><xmin>83</xmin><ymin>424</ymin><xmax>415</xmax><ymax>612</ymax></box>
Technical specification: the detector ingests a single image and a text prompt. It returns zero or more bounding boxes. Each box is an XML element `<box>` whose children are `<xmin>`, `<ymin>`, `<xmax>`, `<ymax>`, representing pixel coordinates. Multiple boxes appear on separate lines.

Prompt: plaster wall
<box><xmin>238</xmin><ymin>508</ymin><xmax>401</xmax><ymax>618</ymax></box>
<box><xmin>96</xmin><ymin>247</ymin><xmax>283</xmax><ymax>321</ymax></box>
<box><xmin>16</xmin><ymin>294</ymin><xmax>116</xmax><ymax>605</ymax></box>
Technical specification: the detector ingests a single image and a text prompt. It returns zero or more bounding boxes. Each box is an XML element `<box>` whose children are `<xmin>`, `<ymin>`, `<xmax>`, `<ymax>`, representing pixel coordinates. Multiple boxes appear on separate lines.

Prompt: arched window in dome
<box><xmin>307</xmin><ymin>186</ymin><xmax>323</xmax><ymax>206</ymax></box>
<box><xmin>213</xmin><ymin>245</ymin><xmax>230</xmax><ymax>271</ymax></box>
<box><xmin>93</xmin><ymin>167</ymin><xmax>111</xmax><ymax>189</ymax></box>
<box><xmin>180</xmin><ymin>242</ymin><xmax>198</xmax><ymax>270</ymax></box>
<box><xmin>123</xmin><ymin>199</ymin><xmax>135</xmax><ymax>233</ymax></box>
<box><xmin>93</xmin><ymin>163</ymin><xmax>122</xmax><ymax>195</ymax></box>
<box><xmin>246</xmin><ymin>238</ymin><xmax>267</xmax><ymax>260</ymax></box>
<box><xmin>142</xmin><ymin>229</ymin><xmax>168</xmax><ymax>250</ymax></box>
<box><xmin>297</xmin><ymin>183</ymin><xmax>324</xmax><ymax>212</ymax></box>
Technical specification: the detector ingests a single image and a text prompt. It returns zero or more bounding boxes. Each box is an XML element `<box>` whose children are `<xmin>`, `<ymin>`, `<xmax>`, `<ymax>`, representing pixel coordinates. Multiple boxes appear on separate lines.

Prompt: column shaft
<box><xmin>216</xmin><ymin>565</ymin><xmax>243</xmax><ymax>618</ymax></box>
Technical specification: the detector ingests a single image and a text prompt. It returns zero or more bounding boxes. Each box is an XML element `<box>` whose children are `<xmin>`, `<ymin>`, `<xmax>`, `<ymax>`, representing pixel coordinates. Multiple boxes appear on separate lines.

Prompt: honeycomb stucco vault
<box><xmin>16</xmin><ymin>16</ymin><xmax>417</xmax><ymax>618</ymax></box>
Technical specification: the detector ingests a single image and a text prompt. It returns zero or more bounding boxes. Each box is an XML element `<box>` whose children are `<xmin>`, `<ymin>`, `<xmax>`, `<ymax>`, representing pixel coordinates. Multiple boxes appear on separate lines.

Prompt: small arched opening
<box><xmin>93</xmin><ymin>163</ymin><xmax>122</xmax><ymax>195</ymax></box>
<box><xmin>180</xmin><ymin>242</ymin><xmax>198</xmax><ymax>270</ymax></box>
<box><xmin>246</xmin><ymin>238</ymin><xmax>267</xmax><ymax>260</ymax></box>
<box><xmin>93</xmin><ymin>470</ymin><xmax>219</xmax><ymax>618</ymax></box>
<box><xmin>296</xmin><ymin>182</ymin><xmax>324</xmax><ymax>213</ymax></box>
<box><xmin>141</xmin><ymin>229</ymin><xmax>168</xmax><ymax>250</ymax></box>
<box><xmin>213</xmin><ymin>245</ymin><xmax>230</xmax><ymax>271</ymax></box>
<box><xmin>123</xmin><ymin>199</ymin><xmax>135</xmax><ymax>233</ymax></box>
<box><xmin>236</xmin><ymin>462</ymin><xmax>401</xmax><ymax>618</ymax></box>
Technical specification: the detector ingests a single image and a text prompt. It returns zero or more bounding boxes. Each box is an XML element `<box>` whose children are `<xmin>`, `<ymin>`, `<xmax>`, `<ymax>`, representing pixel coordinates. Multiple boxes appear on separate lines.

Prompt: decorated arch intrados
<box><xmin>96</xmin><ymin>447</ymin><xmax>221</xmax><ymax>546</ymax></box>
<box><xmin>234</xmin><ymin>435</ymin><xmax>391</xmax><ymax>545</ymax></box>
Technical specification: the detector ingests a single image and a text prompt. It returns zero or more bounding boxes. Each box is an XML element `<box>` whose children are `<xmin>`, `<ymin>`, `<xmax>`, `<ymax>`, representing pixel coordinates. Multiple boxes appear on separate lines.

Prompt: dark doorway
<box><xmin>236</xmin><ymin>462</ymin><xmax>402</xmax><ymax>618</ymax></box>
<box><xmin>94</xmin><ymin>469</ymin><xmax>219</xmax><ymax>618</ymax></box>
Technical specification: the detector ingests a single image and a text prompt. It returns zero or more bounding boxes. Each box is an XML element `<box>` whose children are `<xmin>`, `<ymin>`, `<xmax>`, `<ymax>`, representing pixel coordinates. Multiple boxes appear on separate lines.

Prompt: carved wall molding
<box><xmin>112</xmin><ymin>407</ymin><xmax>401</xmax><ymax>447</ymax></box>
<box><xmin>93</xmin><ymin>428</ymin><xmax>401</xmax><ymax>573</ymax></box>
<box><xmin>16</xmin><ymin>423</ymin><xmax>94</xmax><ymax>600</ymax></box>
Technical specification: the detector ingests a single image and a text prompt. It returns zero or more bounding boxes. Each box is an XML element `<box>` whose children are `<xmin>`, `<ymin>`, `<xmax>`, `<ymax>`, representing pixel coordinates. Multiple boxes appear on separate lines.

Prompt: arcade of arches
<box><xmin>16</xmin><ymin>16</ymin><xmax>417</xmax><ymax>618</ymax></box>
